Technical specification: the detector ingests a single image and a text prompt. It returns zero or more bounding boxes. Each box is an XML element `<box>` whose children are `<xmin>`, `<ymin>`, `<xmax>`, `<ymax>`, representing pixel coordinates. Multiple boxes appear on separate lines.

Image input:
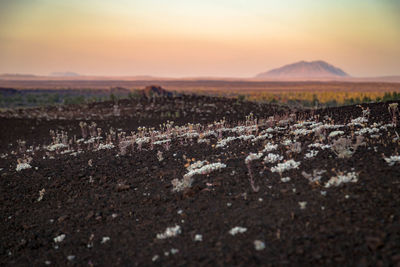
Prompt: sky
<box><xmin>0</xmin><ymin>0</ymin><xmax>399</xmax><ymax>77</ymax></box>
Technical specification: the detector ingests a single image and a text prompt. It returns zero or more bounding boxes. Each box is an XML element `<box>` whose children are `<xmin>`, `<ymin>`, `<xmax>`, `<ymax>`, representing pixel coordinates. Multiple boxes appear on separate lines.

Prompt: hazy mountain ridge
<box><xmin>50</xmin><ymin>72</ymin><xmax>80</xmax><ymax>77</ymax></box>
<box><xmin>256</xmin><ymin>61</ymin><xmax>349</xmax><ymax>78</ymax></box>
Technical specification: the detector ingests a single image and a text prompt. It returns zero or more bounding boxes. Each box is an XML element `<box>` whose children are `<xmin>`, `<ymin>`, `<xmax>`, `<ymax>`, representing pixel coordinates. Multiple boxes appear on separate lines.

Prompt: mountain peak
<box><xmin>256</xmin><ymin>60</ymin><xmax>349</xmax><ymax>79</ymax></box>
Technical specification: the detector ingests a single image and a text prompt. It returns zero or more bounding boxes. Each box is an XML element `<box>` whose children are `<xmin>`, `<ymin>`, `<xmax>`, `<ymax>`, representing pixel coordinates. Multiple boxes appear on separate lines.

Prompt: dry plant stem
<box><xmin>246</xmin><ymin>162</ymin><xmax>259</xmax><ymax>192</ymax></box>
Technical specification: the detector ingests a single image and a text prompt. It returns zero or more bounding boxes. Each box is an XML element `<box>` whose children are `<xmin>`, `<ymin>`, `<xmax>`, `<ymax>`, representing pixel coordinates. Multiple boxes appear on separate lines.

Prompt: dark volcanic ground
<box><xmin>1</xmin><ymin>96</ymin><xmax>400</xmax><ymax>266</ymax></box>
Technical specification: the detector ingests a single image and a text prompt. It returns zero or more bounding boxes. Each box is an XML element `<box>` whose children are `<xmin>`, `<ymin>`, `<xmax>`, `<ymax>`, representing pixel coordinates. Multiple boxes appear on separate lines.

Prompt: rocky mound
<box><xmin>139</xmin><ymin>85</ymin><xmax>173</xmax><ymax>98</ymax></box>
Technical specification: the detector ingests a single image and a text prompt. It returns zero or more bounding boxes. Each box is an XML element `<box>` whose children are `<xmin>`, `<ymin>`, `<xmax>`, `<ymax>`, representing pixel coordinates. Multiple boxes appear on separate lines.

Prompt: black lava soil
<box><xmin>1</xmin><ymin>96</ymin><xmax>400</xmax><ymax>266</ymax></box>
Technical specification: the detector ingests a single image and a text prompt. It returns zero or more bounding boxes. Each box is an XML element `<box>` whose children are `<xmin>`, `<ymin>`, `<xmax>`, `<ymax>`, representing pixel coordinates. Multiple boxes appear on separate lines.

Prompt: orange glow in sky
<box><xmin>0</xmin><ymin>0</ymin><xmax>399</xmax><ymax>77</ymax></box>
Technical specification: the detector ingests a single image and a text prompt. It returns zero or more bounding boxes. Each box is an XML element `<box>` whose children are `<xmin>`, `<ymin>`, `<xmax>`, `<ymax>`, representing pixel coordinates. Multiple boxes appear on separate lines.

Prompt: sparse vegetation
<box><xmin>1</xmin><ymin>92</ymin><xmax>399</xmax><ymax>266</ymax></box>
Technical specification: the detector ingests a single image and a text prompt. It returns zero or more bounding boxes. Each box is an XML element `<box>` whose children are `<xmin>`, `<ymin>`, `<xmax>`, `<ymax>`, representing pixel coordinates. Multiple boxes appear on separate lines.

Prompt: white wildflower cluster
<box><xmin>172</xmin><ymin>161</ymin><xmax>226</xmax><ymax>192</ymax></box>
<box><xmin>153</xmin><ymin>139</ymin><xmax>171</xmax><ymax>145</ymax></box>
<box><xmin>96</xmin><ymin>143</ymin><xmax>115</xmax><ymax>151</ymax></box>
<box><xmin>135</xmin><ymin>137</ymin><xmax>150</xmax><ymax>146</ymax></box>
<box><xmin>308</xmin><ymin>143</ymin><xmax>331</xmax><ymax>150</ymax></box>
<box><xmin>84</xmin><ymin>136</ymin><xmax>103</xmax><ymax>144</ymax></box>
<box><xmin>156</xmin><ymin>225</ymin><xmax>181</xmax><ymax>239</ymax></box>
<box><xmin>355</xmin><ymin>127</ymin><xmax>380</xmax><ymax>136</ymax></box>
<box><xmin>184</xmin><ymin>162</ymin><xmax>227</xmax><ymax>179</ymax></box>
<box><xmin>252</xmin><ymin>133</ymin><xmax>273</xmax><ymax>142</ymax></box>
<box><xmin>245</xmin><ymin>153</ymin><xmax>263</xmax><ymax>164</ymax></box>
<box><xmin>16</xmin><ymin>163</ymin><xmax>32</xmax><ymax>172</ymax></box>
<box><xmin>262</xmin><ymin>143</ymin><xmax>277</xmax><ymax>153</ymax></box>
<box><xmin>216</xmin><ymin>135</ymin><xmax>255</xmax><ymax>148</ymax></box>
<box><xmin>384</xmin><ymin>155</ymin><xmax>400</xmax><ymax>166</ymax></box>
<box><xmin>292</xmin><ymin>128</ymin><xmax>312</xmax><ymax>136</ymax></box>
<box><xmin>229</xmin><ymin>124</ymin><xmax>258</xmax><ymax>134</ymax></box>
<box><xmin>348</xmin><ymin>117</ymin><xmax>368</xmax><ymax>126</ymax></box>
<box><xmin>229</xmin><ymin>226</ymin><xmax>247</xmax><ymax>236</ymax></box>
<box><xmin>186</xmin><ymin>160</ymin><xmax>207</xmax><ymax>172</ymax></box>
<box><xmin>282</xmin><ymin>139</ymin><xmax>293</xmax><ymax>146</ymax></box>
<box><xmin>178</xmin><ymin>132</ymin><xmax>199</xmax><ymax>139</ymax></box>
<box><xmin>264</xmin><ymin>153</ymin><xmax>283</xmax><ymax>163</ymax></box>
<box><xmin>325</xmin><ymin>172</ymin><xmax>358</xmax><ymax>188</ymax></box>
<box><xmin>47</xmin><ymin>143</ymin><xmax>68</xmax><ymax>151</ymax></box>
<box><xmin>302</xmin><ymin>170</ymin><xmax>326</xmax><ymax>183</ymax></box>
<box><xmin>271</xmin><ymin>160</ymin><xmax>300</xmax><ymax>174</ymax></box>
<box><xmin>328</xmin><ymin>130</ymin><xmax>344</xmax><ymax>138</ymax></box>
<box><xmin>304</xmin><ymin>150</ymin><xmax>318</xmax><ymax>159</ymax></box>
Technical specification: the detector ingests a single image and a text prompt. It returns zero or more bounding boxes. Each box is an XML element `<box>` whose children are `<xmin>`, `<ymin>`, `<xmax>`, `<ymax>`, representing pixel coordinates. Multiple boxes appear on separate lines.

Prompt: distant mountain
<box><xmin>0</xmin><ymin>73</ymin><xmax>37</xmax><ymax>79</ymax></box>
<box><xmin>256</xmin><ymin>60</ymin><xmax>349</xmax><ymax>79</ymax></box>
<box><xmin>50</xmin><ymin>72</ymin><xmax>80</xmax><ymax>77</ymax></box>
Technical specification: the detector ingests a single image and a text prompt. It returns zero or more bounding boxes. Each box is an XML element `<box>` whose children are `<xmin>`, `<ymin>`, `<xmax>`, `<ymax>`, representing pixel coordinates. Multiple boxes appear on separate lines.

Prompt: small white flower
<box><xmin>229</xmin><ymin>226</ymin><xmax>247</xmax><ymax>236</ymax></box>
<box><xmin>281</xmin><ymin>177</ymin><xmax>291</xmax><ymax>183</ymax></box>
<box><xmin>67</xmin><ymin>255</ymin><xmax>75</xmax><ymax>261</ymax></box>
<box><xmin>101</xmin><ymin>236</ymin><xmax>110</xmax><ymax>244</ymax></box>
<box><xmin>254</xmin><ymin>240</ymin><xmax>266</xmax><ymax>251</ymax></box>
<box><xmin>53</xmin><ymin>234</ymin><xmax>66</xmax><ymax>243</ymax></box>
<box><xmin>170</xmin><ymin>248</ymin><xmax>179</xmax><ymax>255</ymax></box>
<box><xmin>194</xmin><ymin>234</ymin><xmax>203</xmax><ymax>242</ymax></box>
<box><xmin>298</xmin><ymin>202</ymin><xmax>307</xmax><ymax>210</ymax></box>
<box><xmin>384</xmin><ymin>155</ymin><xmax>400</xmax><ymax>166</ymax></box>
<box><xmin>156</xmin><ymin>225</ymin><xmax>181</xmax><ymax>239</ymax></box>
<box><xmin>152</xmin><ymin>255</ymin><xmax>159</xmax><ymax>262</ymax></box>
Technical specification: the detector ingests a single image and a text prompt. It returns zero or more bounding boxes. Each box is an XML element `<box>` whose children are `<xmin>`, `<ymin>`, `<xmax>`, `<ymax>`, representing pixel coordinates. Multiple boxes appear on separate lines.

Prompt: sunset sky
<box><xmin>0</xmin><ymin>0</ymin><xmax>399</xmax><ymax>77</ymax></box>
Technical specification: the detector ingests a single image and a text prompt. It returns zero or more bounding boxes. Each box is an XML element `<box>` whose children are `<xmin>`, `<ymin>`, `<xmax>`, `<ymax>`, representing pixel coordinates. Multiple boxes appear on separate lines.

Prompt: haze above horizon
<box><xmin>0</xmin><ymin>0</ymin><xmax>399</xmax><ymax>77</ymax></box>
